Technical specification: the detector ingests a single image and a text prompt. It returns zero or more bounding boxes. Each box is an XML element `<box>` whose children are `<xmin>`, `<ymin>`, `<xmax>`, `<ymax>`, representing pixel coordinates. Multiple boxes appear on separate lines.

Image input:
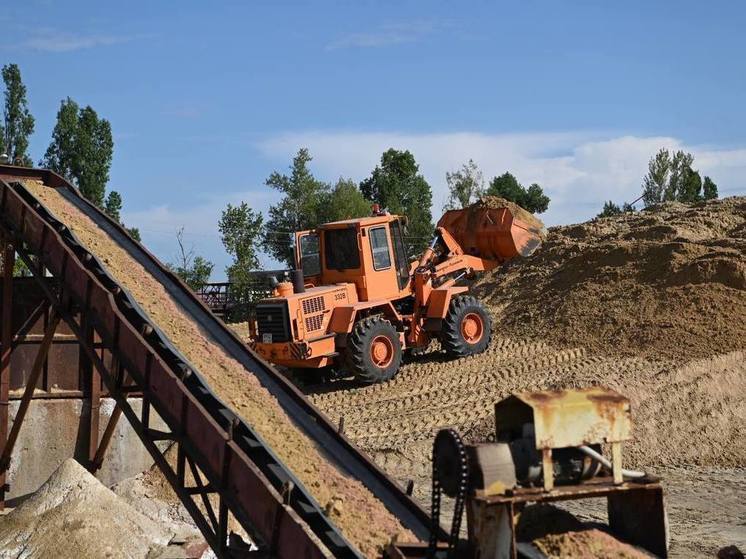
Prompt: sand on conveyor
<box><xmin>0</xmin><ymin>459</ymin><xmax>172</xmax><ymax>559</ymax></box>
<box><xmin>23</xmin><ymin>180</ymin><xmax>414</xmax><ymax>557</ymax></box>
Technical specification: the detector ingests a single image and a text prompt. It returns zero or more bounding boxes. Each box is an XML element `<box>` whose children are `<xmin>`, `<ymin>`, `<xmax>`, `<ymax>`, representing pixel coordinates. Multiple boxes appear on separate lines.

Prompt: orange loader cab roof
<box><xmin>319</xmin><ymin>213</ymin><xmax>402</xmax><ymax>229</ymax></box>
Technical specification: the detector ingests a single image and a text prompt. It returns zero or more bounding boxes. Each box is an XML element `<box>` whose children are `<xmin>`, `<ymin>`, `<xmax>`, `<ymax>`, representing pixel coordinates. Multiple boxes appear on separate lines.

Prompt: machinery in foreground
<box><xmin>388</xmin><ymin>387</ymin><xmax>668</xmax><ymax>559</ymax></box>
<box><xmin>249</xmin><ymin>200</ymin><xmax>545</xmax><ymax>382</ymax></box>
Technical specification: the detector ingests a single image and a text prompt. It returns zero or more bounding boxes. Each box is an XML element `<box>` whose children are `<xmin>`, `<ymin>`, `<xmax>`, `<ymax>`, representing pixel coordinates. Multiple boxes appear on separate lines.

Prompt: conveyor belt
<box><xmin>0</xmin><ymin>165</ymin><xmax>436</xmax><ymax>558</ymax></box>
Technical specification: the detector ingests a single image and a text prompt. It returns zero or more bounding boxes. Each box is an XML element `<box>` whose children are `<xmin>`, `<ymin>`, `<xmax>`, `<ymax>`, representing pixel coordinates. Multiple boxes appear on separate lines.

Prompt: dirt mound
<box><xmin>0</xmin><ymin>459</ymin><xmax>172</xmax><ymax>558</ymax></box>
<box><xmin>532</xmin><ymin>528</ymin><xmax>651</xmax><ymax>559</ymax></box>
<box><xmin>475</xmin><ymin>197</ymin><xmax>746</xmax><ymax>360</ymax></box>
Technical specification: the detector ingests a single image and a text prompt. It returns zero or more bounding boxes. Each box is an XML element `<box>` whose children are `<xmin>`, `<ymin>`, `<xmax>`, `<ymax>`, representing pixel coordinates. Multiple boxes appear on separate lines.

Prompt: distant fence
<box><xmin>195</xmin><ymin>270</ymin><xmax>288</xmax><ymax>320</ymax></box>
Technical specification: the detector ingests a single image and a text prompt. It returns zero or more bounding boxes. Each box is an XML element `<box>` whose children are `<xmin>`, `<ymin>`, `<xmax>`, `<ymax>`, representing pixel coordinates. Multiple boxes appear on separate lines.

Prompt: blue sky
<box><xmin>3</xmin><ymin>1</ymin><xmax>746</xmax><ymax>277</ymax></box>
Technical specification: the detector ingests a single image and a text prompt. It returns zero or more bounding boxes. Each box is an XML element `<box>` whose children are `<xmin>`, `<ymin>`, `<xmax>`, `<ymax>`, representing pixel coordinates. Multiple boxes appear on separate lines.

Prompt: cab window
<box><xmin>324</xmin><ymin>228</ymin><xmax>360</xmax><ymax>270</ymax></box>
<box><xmin>299</xmin><ymin>233</ymin><xmax>320</xmax><ymax>276</ymax></box>
<box><xmin>369</xmin><ymin>226</ymin><xmax>391</xmax><ymax>270</ymax></box>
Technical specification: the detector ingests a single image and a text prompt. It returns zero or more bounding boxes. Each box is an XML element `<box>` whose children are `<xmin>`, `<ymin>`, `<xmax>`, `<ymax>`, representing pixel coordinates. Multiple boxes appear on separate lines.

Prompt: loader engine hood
<box><xmin>254</xmin><ymin>283</ymin><xmax>357</xmax><ymax>343</ymax></box>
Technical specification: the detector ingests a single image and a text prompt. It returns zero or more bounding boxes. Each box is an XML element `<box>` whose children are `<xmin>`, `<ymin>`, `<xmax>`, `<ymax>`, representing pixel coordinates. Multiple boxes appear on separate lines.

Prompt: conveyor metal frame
<box><xmin>0</xmin><ymin>165</ymin><xmax>436</xmax><ymax>558</ymax></box>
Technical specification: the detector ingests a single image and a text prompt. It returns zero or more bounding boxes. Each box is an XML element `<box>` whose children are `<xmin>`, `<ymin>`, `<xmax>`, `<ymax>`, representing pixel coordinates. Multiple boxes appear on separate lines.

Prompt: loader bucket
<box><xmin>437</xmin><ymin>197</ymin><xmax>546</xmax><ymax>261</ymax></box>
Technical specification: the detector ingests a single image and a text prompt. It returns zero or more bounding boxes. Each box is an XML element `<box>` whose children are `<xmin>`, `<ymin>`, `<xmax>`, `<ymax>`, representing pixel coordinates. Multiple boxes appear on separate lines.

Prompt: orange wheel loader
<box><xmin>248</xmin><ymin>199</ymin><xmax>545</xmax><ymax>383</ymax></box>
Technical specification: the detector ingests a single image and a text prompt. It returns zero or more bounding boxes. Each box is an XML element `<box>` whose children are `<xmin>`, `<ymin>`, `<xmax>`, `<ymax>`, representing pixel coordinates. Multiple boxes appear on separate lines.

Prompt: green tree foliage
<box><xmin>262</xmin><ymin>148</ymin><xmax>328</xmax><ymax>266</ymax></box>
<box><xmin>127</xmin><ymin>227</ymin><xmax>142</xmax><ymax>242</ymax></box>
<box><xmin>680</xmin><ymin>167</ymin><xmax>702</xmax><ymax>202</ymax></box>
<box><xmin>41</xmin><ymin>98</ymin><xmax>78</xmax><ymax>178</ymax></box>
<box><xmin>104</xmin><ymin>190</ymin><xmax>122</xmax><ymax>221</ymax></box>
<box><xmin>597</xmin><ymin>201</ymin><xmax>635</xmax><ymax>218</ymax></box>
<box><xmin>360</xmin><ymin>148</ymin><xmax>433</xmax><ymax>256</ymax></box>
<box><xmin>0</xmin><ymin>64</ymin><xmax>35</xmax><ymax>166</ymax></box>
<box><xmin>642</xmin><ymin>148</ymin><xmax>718</xmax><ymax>205</ymax></box>
<box><xmin>42</xmin><ymin>99</ymin><xmax>113</xmax><ymax>208</ymax></box>
<box><xmin>444</xmin><ymin>159</ymin><xmax>484</xmax><ymax>210</ymax></box>
<box><xmin>168</xmin><ymin>227</ymin><xmax>214</xmax><ymax>291</ymax></box>
<box><xmin>219</xmin><ymin>202</ymin><xmax>264</xmax><ymax>286</ymax></box>
<box><xmin>220</xmin><ymin>202</ymin><xmax>264</xmax><ymax>321</ymax></box>
<box><xmin>641</xmin><ymin>148</ymin><xmax>670</xmax><ymax>205</ymax></box>
<box><xmin>318</xmin><ymin>178</ymin><xmax>371</xmax><ymax>223</ymax></box>
<box><xmin>486</xmin><ymin>172</ymin><xmax>550</xmax><ymax>214</ymax></box>
<box><xmin>703</xmin><ymin>176</ymin><xmax>718</xmax><ymax>200</ymax></box>
<box><xmin>598</xmin><ymin>201</ymin><xmax>622</xmax><ymax>218</ymax></box>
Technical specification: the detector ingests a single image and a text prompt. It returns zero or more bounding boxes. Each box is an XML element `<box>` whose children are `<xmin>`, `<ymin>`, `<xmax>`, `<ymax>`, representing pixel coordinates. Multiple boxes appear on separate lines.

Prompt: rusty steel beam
<box><xmin>9</xmin><ymin>299</ymin><xmax>49</xmax><ymax>352</ymax></box>
<box><xmin>0</xmin><ymin>236</ymin><xmax>14</xmax><ymax>508</ymax></box>
<box><xmin>90</xmin><ymin>404</ymin><xmax>123</xmax><ymax>473</ymax></box>
<box><xmin>81</xmin><ymin>316</ymin><xmax>101</xmax><ymax>467</ymax></box>
<box><xmin>0</xmin><ymin>310</ymin><xmax>61</xmax><ymax>473</ymax></box>
<box><xmin>90</xmin><ymin>360</ymin><xmax>126</xmax><ymax>473</ymax></box>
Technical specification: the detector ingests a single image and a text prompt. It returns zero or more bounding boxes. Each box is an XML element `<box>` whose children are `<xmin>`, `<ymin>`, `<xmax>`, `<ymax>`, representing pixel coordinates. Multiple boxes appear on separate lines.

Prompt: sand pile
<box><xmin>476</xmin><ymin>197</ymin><xmax>746</xmax><ymax>360</ymax></box>
<box><xmin>472</xmin><ymin>195</ymin><xmax>547</xmax><ymax>233</ymax></box>
<box><xmin>0</xmin><ymin>459</ymin><xmax>172</xmax><ymax>558</ymax></box>
<box><xmin>23</xmin><ymin>180</ymin><xmax>413</xmax><ymax>557</ymax></box>
<box><xmin>532</xmin><ymin>529</ymin><xmax>651</xmax><ymax>559</ymax></box>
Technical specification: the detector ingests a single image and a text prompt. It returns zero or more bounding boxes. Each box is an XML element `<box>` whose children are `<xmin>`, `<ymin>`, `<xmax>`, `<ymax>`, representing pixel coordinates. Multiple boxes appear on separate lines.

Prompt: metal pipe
<box><xmin>417</xmin><ymin>236</ymin><xmax>438</xmax><ymax>268</ymax></box>
<box><xmin>578</xmin><ymin>445</ymin><xmax>646</xmax><ymax>479</ymax></box>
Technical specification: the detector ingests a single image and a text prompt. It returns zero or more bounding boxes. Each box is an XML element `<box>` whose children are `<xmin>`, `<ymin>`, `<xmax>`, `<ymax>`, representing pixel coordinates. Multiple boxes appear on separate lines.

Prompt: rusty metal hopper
<box><xmin>494</xmin><ymin>387</ymin><xmax>632</xmax><ymax>450</ymax></box>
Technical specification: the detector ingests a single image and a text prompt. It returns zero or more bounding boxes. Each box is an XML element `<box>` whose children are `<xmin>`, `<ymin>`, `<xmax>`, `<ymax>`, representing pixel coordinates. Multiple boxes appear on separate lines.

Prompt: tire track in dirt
<box><xmin>307</xmin><ymin>339</ymin><xmax>600</xmax><ymax>453</ymax></box>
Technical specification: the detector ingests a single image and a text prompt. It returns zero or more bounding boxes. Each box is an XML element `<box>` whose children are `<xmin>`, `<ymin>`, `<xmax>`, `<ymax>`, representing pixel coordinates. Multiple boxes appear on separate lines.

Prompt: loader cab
<box><xmin>295</xmin><ymin>215</ymin><xmax>411</xmax><ymax>302</ymax></box>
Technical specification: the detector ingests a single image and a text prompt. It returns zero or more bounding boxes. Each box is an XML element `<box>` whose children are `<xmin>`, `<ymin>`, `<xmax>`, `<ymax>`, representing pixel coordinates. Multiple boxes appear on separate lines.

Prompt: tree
<box><xmin>665</xmin><ymin>150</ymin><xmax>694</xmax><ymax>201</ymax></box>
<box><xmin>104</xmin><ymin>191</ymin><xmax>122</xmax><ymax>221</ymax></box>
<box><xmin>220</xmin><ymin>202</ymin><xmax>264</xmax><ymax>322</ymax></box>
<box><xmin>597</xmin><ymin>201</ymin><xmax>635</xmax><ymax>218</ymax></box>
<box><xmin>360</xmin><ymin>148</ymin><xmax>433</xmax><ymax>256</ymax></box>
<box><xmin>642</xmin><ymin>148</ymin><xmax>670</xmax><ymax>206</ymax></box>
<box><xmin>72</xmin><ymin>106</ymin><xmax>113</xmax><ymax>207</ymax></box>
<box><xmin>262</xmin><ymin>148</ymin><xmax>329</xmax><ymax>266</ymax></box>
<box><xmin>318</xmin><ymin>178</ymin><xmax>371</xmax><ymax>223</ymax></box>
<box><xmin>703</xmin><ymin>176</ymin><xmax>718</xmax><ymax>200</ymax></box>
<box><xmin>642</xmin><ymin>148</ymin><xmax>717</xmax><ymax>205</ymax></box>
<box><xmin>598</xmin><ymin>201</ymin><xmax>622</xmax><ymax>218</ymax></box>
<box><xmin>168</xmin><ymin>227</ymin><xmax>214</xmax><ymax>291</ymax></box>
<box><xmin>444</xmin><ymin>159</ymin><xmax>484</xmax><ymax>210</ymax></box>
<box><xmin>0</xmin><ymin>64</ymin><xmax>35</xmax><ymax>166</ymax></box>
<box><xmin>486</xmin><ymin>172</ymin><xmax>550</xmax><ymax>213</ymax></box>
<box><xmin>41</xmin><ymin>99</ymin><xmax>113</xmax><ymax>208</ymax></box>
<box><xmin>41</xmin><ymin>98</ymin><xmax>78</xmax><ymax>177</ymax></box>
<box><xmin>127</xmin><ymin>227</ymin><xmax>141</xmax><ymax>242</ymax></box>
<box><xmin>679</xmin><ymin>166</ymin><xmax>702</xmax><ymax>202</ymax></box>
<box><xmin>219</xmin><ymin>202</ymin><xmax>264</xmax><ymax>285</ymax></box>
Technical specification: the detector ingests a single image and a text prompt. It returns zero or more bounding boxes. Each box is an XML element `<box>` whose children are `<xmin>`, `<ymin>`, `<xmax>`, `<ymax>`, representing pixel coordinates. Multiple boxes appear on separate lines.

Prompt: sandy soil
<box><xmin>0</xmin><ymin>459</ymin><xmax>172</xmax><ymax>558</ymax></box>
<box><xmin>306</xmin><ymin>339</ymin><xmax>746</xmax><ymax>556</ymax></box>
<box><xmin>475</xmin><ymin>197</ymin><xmax>746</xmax><ymax>361</ymax></box>
<box><xmin>23</xmin><ymin>180</ymin><xmax>413</xmax><ymax>557</ymax></box>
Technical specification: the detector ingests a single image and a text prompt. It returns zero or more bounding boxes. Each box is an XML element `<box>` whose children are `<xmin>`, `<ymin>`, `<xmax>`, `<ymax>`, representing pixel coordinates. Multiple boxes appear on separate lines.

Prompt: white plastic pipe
<box><xmin>578</xmin><ymin>445</ymin><xmax>647</xmax><ymax>479</ymax></box>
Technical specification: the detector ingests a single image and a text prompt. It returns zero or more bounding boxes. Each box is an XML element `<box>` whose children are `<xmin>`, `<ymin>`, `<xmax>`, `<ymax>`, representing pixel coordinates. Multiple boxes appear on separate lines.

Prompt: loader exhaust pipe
<box><xmin>291</xmin><ymin>269</ymin><xmax>305</xmax><ymax>293</ymax></box>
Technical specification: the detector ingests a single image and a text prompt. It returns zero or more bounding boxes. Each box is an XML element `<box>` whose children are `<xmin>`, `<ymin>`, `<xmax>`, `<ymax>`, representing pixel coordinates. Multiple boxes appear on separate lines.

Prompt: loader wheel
<box><xmin>441</xmin><ymin>295</ymin><xmax>492</xmax><ymax>358</ymax></box>
<box><xmin>347</xmin><ymin>317</ymin><xmax>402</xmax><ymax>384</ymax></box>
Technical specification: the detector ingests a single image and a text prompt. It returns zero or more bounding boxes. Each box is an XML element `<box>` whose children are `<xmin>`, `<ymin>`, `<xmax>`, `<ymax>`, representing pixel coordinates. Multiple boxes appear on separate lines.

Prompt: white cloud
<box><xmin>257</xmin><ymin>131</ymin><xmax>746</xmax><ymax>225</ymax></box>
<box><xmin>326</xmin><ymin>20</ymin><xmax>437</xmax><ymax>50</ymax></box>
<box><xmin>7</xmin><ymin>29</ymin><xmax>139</xmax><ymax>52</ymax></box>
<box><xmin>121</xmin><ymin>188</ymin><xmax>278</xmax><ymax>278</ymax></box>
<box><xmin>126</xmin><ymin>130</ymin><xmax>746</xmax><ymax>280</ymax></box>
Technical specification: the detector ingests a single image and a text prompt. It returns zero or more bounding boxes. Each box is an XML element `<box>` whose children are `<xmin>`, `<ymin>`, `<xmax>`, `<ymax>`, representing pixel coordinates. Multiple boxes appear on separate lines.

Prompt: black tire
<box><xmin>441</xmin><ymin>295</ymin><xmax>492</xmax><ymax>358</ymax></box>
<box><xmin>346</xmin><ymin>316</ymin><xmax>402</xmax><ymax>384</ymax></box>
